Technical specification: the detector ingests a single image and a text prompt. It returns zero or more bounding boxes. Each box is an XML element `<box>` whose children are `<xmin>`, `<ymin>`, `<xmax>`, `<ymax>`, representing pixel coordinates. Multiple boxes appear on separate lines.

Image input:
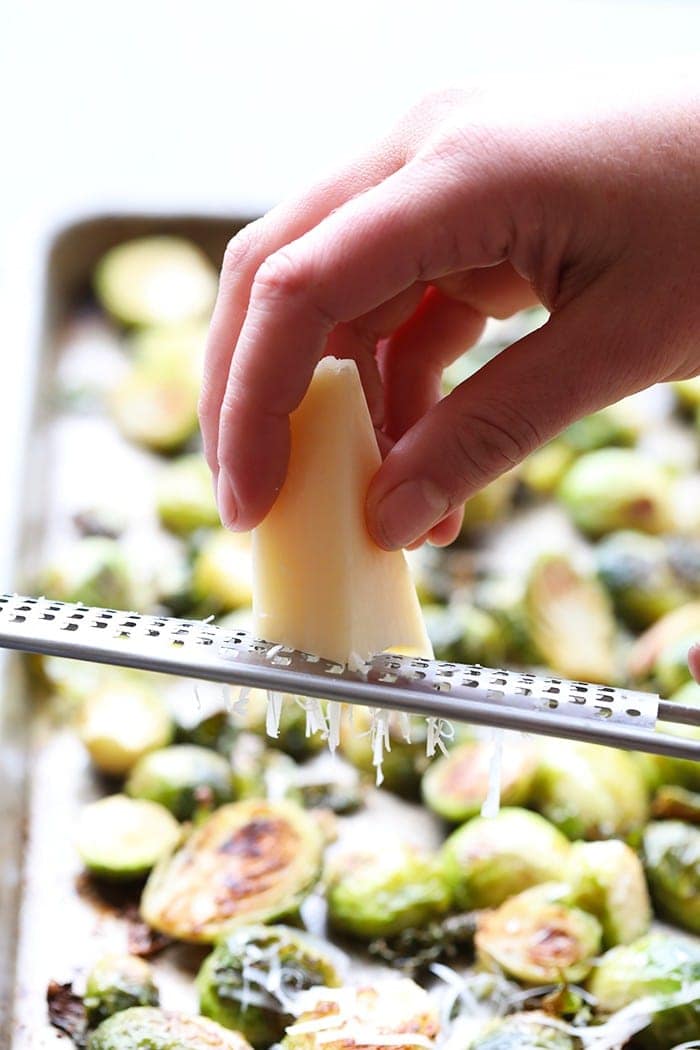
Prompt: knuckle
<box><xmin>449</xmin><ymin>400</ymin><xmax>542</xmax><ymax>487</ymax></box>
<box><xmin>252</xmin><ymin>247</ymin><xmax>308</xmax><ymax>302</ymax></box>
<box><xmin>222</xmin><ymin>222</ymin><xmax>257</xmax><ymax>273</ymax></box>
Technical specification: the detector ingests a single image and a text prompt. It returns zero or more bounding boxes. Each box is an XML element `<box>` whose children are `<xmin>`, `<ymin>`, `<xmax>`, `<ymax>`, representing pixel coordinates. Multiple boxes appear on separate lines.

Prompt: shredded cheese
<box><xmin>480</xmin><ymin>729</ymin><xmax>504</xmax><ymax>819</ymax></box>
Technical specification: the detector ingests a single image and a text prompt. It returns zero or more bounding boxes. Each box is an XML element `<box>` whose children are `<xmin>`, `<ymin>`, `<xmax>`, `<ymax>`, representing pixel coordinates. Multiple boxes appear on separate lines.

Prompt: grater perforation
<box><xmin>0</xmin><ymin>592</ymin><xmax>698</xmax><ymax>761</ymax></box>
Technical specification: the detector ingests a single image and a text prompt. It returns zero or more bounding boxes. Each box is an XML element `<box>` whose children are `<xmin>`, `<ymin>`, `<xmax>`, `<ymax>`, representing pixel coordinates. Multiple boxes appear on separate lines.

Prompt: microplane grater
<box><xmin>1</xmin><ymin>592</ymin><xmax>699</xmax><ymax>761</ymax></box>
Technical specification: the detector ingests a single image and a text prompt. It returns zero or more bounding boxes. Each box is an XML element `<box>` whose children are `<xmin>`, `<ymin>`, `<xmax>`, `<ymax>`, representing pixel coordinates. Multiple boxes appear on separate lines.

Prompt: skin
<box><xmin>199</xmin><ymin>85</ymin><xmax>700</xmax><ymax>677</ymax></box>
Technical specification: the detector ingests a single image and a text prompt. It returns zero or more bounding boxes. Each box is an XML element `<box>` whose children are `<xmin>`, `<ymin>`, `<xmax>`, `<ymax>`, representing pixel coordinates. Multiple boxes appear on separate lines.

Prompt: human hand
<box><xmin>199</xmin><ymin>86</ymin><xmax>700</xmax><ymax>549</ymax></box>
<box><xmin>691</xmin><ymin>644</ymin><xmax>700</xmax><ymax>684</ymax></box>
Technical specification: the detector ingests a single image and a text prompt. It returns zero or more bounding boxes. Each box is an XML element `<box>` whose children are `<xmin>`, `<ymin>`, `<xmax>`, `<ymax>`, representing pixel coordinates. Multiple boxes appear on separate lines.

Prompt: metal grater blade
<box><xmin>0</xmin><ymin>593</ymin><xmax>698</xmax><ymax>761</ymax></box>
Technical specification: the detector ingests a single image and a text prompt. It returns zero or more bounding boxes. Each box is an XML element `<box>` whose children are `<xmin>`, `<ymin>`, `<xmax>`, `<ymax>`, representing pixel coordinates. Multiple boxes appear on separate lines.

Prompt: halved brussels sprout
<box><xmin>476</xmin><ymin>882</ymin><xmax>602</xmax><ymax>983</ymax></box>
<box><xmin>627</xmin><ymin>601</ymin><xmax>700</xmax><ymax>683</ymax></box>
<box><xmin>87</xmin><ymin>1007</ymin><xmax>253</xmax><ymax>1050</ymax></box>
<box><xmin>84</xmin><ymin>954</ymin><xmax>159</xmax><ymax>1027</ymax></box>
<box><xmin>597</xmin><ymin>531</ymin><xmax>700</xmax><ymax>629</ymax></box>
<box><xmin>521</xmin><ymin>440</ymin><xmax>576</xmax><ymax>498</ymax></box>
<box><xmin>77</xmin><ymin>795</ymin><xmax>180</xmax><ymax>880</ymax></box>
<box><xmin>467</xmin><ymin>1012</ymin><xmax>576</xmax><ymax>1049</ymax></box>
<box><xmin>422</xmin><ymin>737</ymin><xmax>537</xmax><ymax>823</ymax></box>
<box><xmin>642</xmin><ymin>821</ymin><xmax>700</xmax><ymax>935</ymax></box>
<box><xmin>524</xmin><ymin>554</ymin><xmax>617</xmax><ymax>683</ymax></box>
<box><xmin>235</xmin><ymin>691</ymin><xmax>325</xmax><ymax>760</ymax></box>
<box><xmin>191</xmin><ymin>529</ymin><xmax>253</xmax><ymax>614</ymax></box>
<box><xmin>141</xmin><ymin>799</ymin><xmax>323</xmax><ymax>942</ymax></box>
<box><xmin>557</xmin><ymin>449</ymin><xmax>673</xmax><ymax>537</ymax></box>
<box><xmin>93</xmin><ymin>236</ymin><xmax>218</xmax><ymax>328</ymax></box>
<box><xmin>281</xmin><ymin>980</ymin><xmax>439</xmax><ymax>1050</ymax></box>
<box><xmin>39</xmin><ymin>537</ymin><xmax>136</xmax><ymax>610</ymax></box>
<box><xmin>461</xmin><ymin>470</ymin><xmax>520</xmax><ymax>533</ymax></box>
<box><xmin>126</xmin><ymin>745</ymin><xmax>235</xmax><ymax>820</ymax></box>
<box><xmin>421</xmin><ymin>604</ymin><xmax>505</xmax><ymax>667</ymax></box>
<box><xmin>156</xmin><ymin>454</ymin><xmax>220</xmax><ymax>535</ymax></box>
<box><xmin>652</xmin><ymin>784</ymin><xmax>700</xmax><ymax>822</ymax></box>
<box><xmin>440</xmin><ymin>808</ymin><xmax>571</xmax><ymax>911</ymax></box>
<box><xmin>566</xmin><ymin>840</ymin><xmax>651</xmax><ymax>947</ymax></box>
<box><xmin>197</xmin><ymin>925</ymin><xmax>345</xmax><ymax>1046</ymax></box>
<box><xmin>340</xmin><ymin>707</ymin><xmax>431</xmax><ymax>797</ymax></box>
<box><xmin>325</xmin><ymin>843</ymin><xmax>450</xmax><ymax>940</ymax></box>
<box><xmin>587</xmin><ymin>932</ymin><xmax>700</xmax><ymax>1013</ymax></box>
<box><xmin>531</xmin><ymin>740</ymin><xmax>649</xmax><ymax>841</ymax></box>
<box><xmin>634</xmin><ymin>682</ymin><xmax>700</xmax><ymax>793</ymax></box>
<box><xmin>78</xmin><ymin>677</ymin><xmax>174</xmax><ymax>776</ymax></box>
<box><xmin>111</xmin><ymin>325</ymin><xmax>204</xmax><ymax>452</ymax></box>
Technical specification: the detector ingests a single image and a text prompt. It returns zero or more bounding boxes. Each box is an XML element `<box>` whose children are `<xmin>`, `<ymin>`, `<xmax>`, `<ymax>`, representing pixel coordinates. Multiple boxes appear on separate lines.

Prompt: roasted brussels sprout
<box><xmin>521</xmin><ymin>440</ymin><xmax>576</xmax><ymax>498</ymax></box>
<box><xmin>93</xmin><ymin>236</ymin><xmax>218</xmax><ymax>328</ymax></box>
<box><xmin>473</xmin><ymin>577</ymin><xmax>536</xmax><ymax>664</ymax></box>
<box><xmin>563</xmin><ymin>403</ymin><xmax>640</xmax><ymax>453</ymax></box>
<box><xmin>367</xmin><ymin>911</ymin><xmax>477</xmax><ymax>975</ymax></box>
<box><xmin>156</xmin><ymin>454</ymin><xmax>220</xmax><ymax>535</ymax></box>
<box><xmin>326</xmin><ymin>843</ymin><xmax>450</xmax><ymax>940</ymax></box>
<box><xmin>197</xmin><ymin>925</ymin><xmax>345</xmax><ymax>1046</ymax></box>
<box><xmin>87</xmin><ymin>1006</ymin><xmax>253</xmax><ymax>1050</ymax></box>
<box><xmin>598</xmin><ymin>531</ymin><xmax>700</xmax><ymax>629</ymax></box>
<box><xmin>84</xmin><ymin>954</ymin><xmax>159</xmax><ymax>1027</ymax></box>
<box><xmin>531</xmin><ymin>740</ymin><xmax>649</xmax><ymax>841</ymax></box>
<box><xmin>111</xmin><ymin>325</ymin><xmax>203</xmax><ymax>452</ymax></box>
<box><xmin>476</xmin><ymin>882</ymin><xmax>602</xmax><ymax>983</ymax></box>
<box><xmin>461</xmin><ymin>470</ymin><xmax>519</xmax><ymax>533</ymax></box>
<box><xmin>524</xmin><ymin>554</ymin><xmax>617</xmax><ymax>683</ymax></box>
<box><xmin>141</xmin><ymin>799</ymin><xmax>323</xmax><ymax>942</ymax></box>
<box><xmin>191</xmin><ymin>529</ymin><xmax>253</xmax><ymax>614</ymax></box>
<box><xmin>78</xmin><ymin>677</ymin><xmax>174</xmax><ymax>776</ymax></box>
<box><xmin>627</xmin><ymin>601</ymin><xmax>700</xmax><ymax>684</ymax></box>
<box><xmin>557</xmin><ymin>449</ymin><xmax>673</xmax><ymax>537</ymax></box>
<box><xmin>421</xmin><ymin>603</ymin><xmax>505</xmax><ymax>667</ymax></box>
<box><xmin>587</xmin><ymin>932</ymin><xmax>700</xmax><ymax>1013</ymax></box>
<box><xmin>674</xmin><ymin>376</ymin><xmax>700</xmax><ymax>411</ymax></box>
<box><xmin>39</xmin><ymin>537</ymin><xmax>135</xmax><ymax>609</ymax></box>
<box><xmin>174</xmin><ymin>707</ymin><xmax>236</xmax><ymax>753</ymax></box>
<box><xmin>634</xmin><ymin>682</ymin><xmax>700</xmax><ymax>792</ymax></box>
<box><xmin>229</xmin><ymin>733</ymin><xmax>300</xmax><ymax>803</ymax></box>
<box><xmin>652</xmin><ymin>632</ymin><xmax>697</xmax><ymax>696</ymax></box>
<box><xmin>77</xmin><ymin>795</ymin><xmax>180</xmax><ymax>880</ymax></box>
<box><xmin>281</xmin><ymin>980</ymin><xmax>439</xmax><ymax>1050</ymax></box>
<box><xmin>652</xmin><ymin>784</ymin><xmax>700</xmax><ymax>822</ymax></box>
<box><xmin>467</xmin><ymin>1012</ymin><xmax>576</xmax><ymax>1049</ymax></box>
<box><xmin>340</xmin><ymin>708</ymin><xmax>431</xmax><ymax>797</ymax></box>
<box><xmin>422</xmin><ymin>737</ymin><xmax>537</xmax><ymax>823</ymax></box>
<box><xmin>566</xmin><ymin>840</ymin><xmax>651</xmax><ymax>947</ymax></box>
<box><xmin>642</xmin><ymin>821</ymin><xmax>700</xmax><ymax>934</ymax></box>
<box><xmin>440</xmin><ymin>808</ymin><xmax>571</xmax><ymax>911</ymax></box>
<box><xmin>126</xmin><ymin>745</ymin><xmax>235</xmax><ymax>820</ymax></box>
<box><xmin>234</xmin><ymin>690</ymin><xmax>325</xmax><ymax>760</ymax></box>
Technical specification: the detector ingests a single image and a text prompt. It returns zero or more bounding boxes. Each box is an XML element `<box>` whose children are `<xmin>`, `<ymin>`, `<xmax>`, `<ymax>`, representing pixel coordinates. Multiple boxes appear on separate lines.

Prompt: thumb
<box><xmin>366</xmin><ymin>275</ymin><xmax>666</xmax><ymax>550</ymax></box>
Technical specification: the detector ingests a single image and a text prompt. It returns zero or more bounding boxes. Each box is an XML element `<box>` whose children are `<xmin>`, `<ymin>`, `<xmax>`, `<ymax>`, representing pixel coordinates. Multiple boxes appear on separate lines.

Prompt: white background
<box><xmin>0</xmin><ymin>0</ymin><xmax>698</xmax><ymax>581</ymax></box>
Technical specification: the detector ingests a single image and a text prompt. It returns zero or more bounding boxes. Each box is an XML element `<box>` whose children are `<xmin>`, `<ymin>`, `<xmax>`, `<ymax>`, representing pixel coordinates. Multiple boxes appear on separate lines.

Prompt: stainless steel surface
<box><xmin>3</xmin><ymin>593</ymin><xmax>699</xmax><ymax>762</ymax></box>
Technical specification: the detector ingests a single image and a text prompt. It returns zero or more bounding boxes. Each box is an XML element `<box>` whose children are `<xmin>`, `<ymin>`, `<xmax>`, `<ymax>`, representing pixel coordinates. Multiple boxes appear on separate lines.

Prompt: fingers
<box><xmin>434</xmin><ymin>260</ymin><xmax>539</xmax><ymax>318</ymax></box>
<box><xmin>690</xmin><ymin>644</ymin><xmax>700</xmax><ymax>683</ymax></box>
<box><xmin>217</xmin><ymin>155</ymin><xmax>512</xmax><ymax>529</ymax></box>
<box><xmin>366</xmin><ymin>271</ymin><xmax>658</xmax><ymax>549</ymax></box>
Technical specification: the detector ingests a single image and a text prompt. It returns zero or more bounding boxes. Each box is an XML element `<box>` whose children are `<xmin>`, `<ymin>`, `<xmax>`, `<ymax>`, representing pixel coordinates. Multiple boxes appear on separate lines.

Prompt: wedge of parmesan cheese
<box><xmin>253</xmin><ymin>357</ymin><xmax>432</xmax><ymax>666</ymax></box>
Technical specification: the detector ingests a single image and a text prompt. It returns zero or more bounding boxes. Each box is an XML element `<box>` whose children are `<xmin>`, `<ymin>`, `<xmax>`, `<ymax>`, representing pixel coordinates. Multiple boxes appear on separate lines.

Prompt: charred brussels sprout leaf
<box><xmin>93</xmin><ymin>236</ymin><xmax>218</xmax><ymax>328</ymax></box>
<box><xmin>566</xmin><ymin>840</ymin><xmax>651</xmax><ymax>947</ymax></box>
<box><xmin>422</xmin><ymin>738</ymin><xmax>537</xmax><ymax>823</ymax></box>
<box><xmin>440</xmin><ymin>808</ymin><xmax>571</xmax><ymax>911</ymax></box>
<box><xmin>476</xmin><ymin>882</ymin><xmax>601</xmax><ymax>984</ymax></box>
<box><xmin>197</xmin><ymin>925</ymin><xmax>345</xmax><ymax>1047</ymax></box>
<box><xmin>525</xmin><ymin>554</ymin><xmax>617</xmax><ymax>684</ymax></box>
<box><xmin>598</xmin><ymin>531</ymin><xmax>700</xmax><ymax>630</ymax></box>
<box><xmin>40</xmin><ymin>537</ymin><xmax>136</xmax><ymax>610</ymax></box>
<box><xmin>111</xmin><ymin>325</ymin><xmax>204</xmax><ymax>453</ymax></box>
<box><xmin>78</xmin><ymin>677</ymin><xmax>174</xmax><ymax>776</ymax></box>
<box><xmin>557</xmin><ymin>449</ymin><xmax>673</xmax><ymax>537</ymax></box>
<box><xmin>281</xmin><ymin>980</ymin><xmax>439</xmax><ymax>1050</ymax></box>
<box><xmin>642</xmin><ymin>821</ymin><xmax>700</xmax><ymax>935</ymax></box>
<box><xmin>326</xmin><ymin>843</ymin><xmax>450</xmax><ymax>940</ymax></box>
<box><xmin>141</xmin><ymin>799</ymin><xmax>323</xmax><ymax>942</ymax></box>
<box><xmin>84</xmin><ymin>954</ymin><xmax>159</xmax><ymax>1027</ymax></box>
<box><xmin>531</xmin><ymin>740</ymin><xmax>649</xmax><ymax>841</ymax></box>
<box><xmin>156</xmin><ymin>454</ymin><xmax>220</xmax><ymax>535</ymax></box>
<box><xmin>126</xmin><ymin>745</ymin><xmax>235</xmax><ymax>820</ymax></box>
<box><xmin>87</xmin><ymin>1006</ymin><xmax>254</xmax><ymax>1050</ymax></box>
<box><xmin>77</xmin><ymin>795</ymin><xmax>180</xmax><ymax>881</ymax></box>
<box><xmin>587</xmin><ymin>933</ymin><xmax>700</xmax><ymax>1013</ymax></box>
<box><xmin>191</xmin><ymin>530</ymin><xmax>253</xmax><ymax>615</ymax></box>
<box><xmin>469</xmin><ymin>1011</ymin><xmax>576</xmax><ymax>1049</ymax></box>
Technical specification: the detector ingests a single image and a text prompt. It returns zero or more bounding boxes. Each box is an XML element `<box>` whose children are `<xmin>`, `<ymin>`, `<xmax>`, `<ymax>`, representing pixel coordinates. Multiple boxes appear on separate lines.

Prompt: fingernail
<box><xmin>373</xmin><ymin>479</ymin><xmax>449</xmax><ymax>550</ymax></box>
<box><xmin>217</xmin><ymin>471</ymin><xmax>238</xmax><ymax>528</ymax></box>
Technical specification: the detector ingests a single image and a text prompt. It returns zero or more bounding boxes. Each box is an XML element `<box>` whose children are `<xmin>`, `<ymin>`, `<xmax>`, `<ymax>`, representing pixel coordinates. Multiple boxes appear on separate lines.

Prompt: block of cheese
<box><xmin>252</xmin><ymin>357</ymin><xmax>433</xmax><ymax>665</ymax></box>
